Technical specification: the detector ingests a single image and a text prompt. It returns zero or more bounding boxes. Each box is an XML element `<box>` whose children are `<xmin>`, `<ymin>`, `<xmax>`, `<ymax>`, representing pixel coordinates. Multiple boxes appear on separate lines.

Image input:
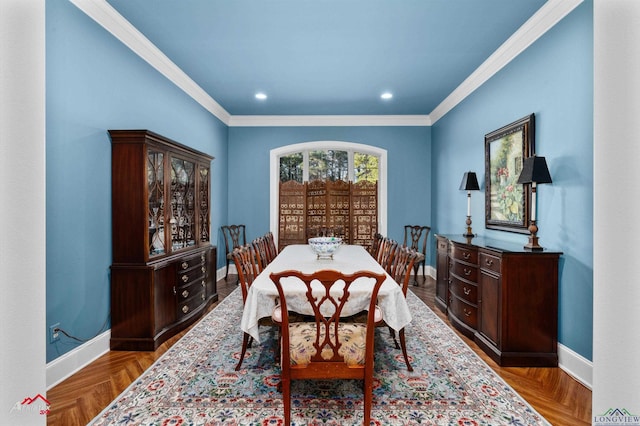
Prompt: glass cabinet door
<box><xmin>148</xmin><ymin>151</ymin><xmax>165</xmax><ymax>257</ymax></box>
<box><xmin>198</xmin><ymin>165</ymin><xmax>210</xmax><ymax>243</ymax></box>
<box><xmin>170</xmin><ymin>156</ymin><xmax>196</xmax><ymax>251</ymax></box>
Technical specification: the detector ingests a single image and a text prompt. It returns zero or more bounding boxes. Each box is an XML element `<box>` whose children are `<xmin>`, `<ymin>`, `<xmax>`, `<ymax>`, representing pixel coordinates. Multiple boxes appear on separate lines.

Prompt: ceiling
<box><xmin>101</xmin><ymin>0</ymin><xmax>549</xmax><ymax>119</ymax></box>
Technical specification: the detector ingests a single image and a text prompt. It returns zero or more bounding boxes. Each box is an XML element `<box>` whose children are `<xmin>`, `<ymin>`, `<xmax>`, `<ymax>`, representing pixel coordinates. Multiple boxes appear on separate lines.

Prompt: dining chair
<box><xmin>269</xmin><ymin>269</ymin><xmax>387</xmax><ymax>426</ymax></box>
<box><xmin>232</xmin><ymin>245</ymin><xmax>274</xmax><ymax>371</ymax></box>
<box><xmin>252</xmin><ymin>236</ymin><xmax>270</xmax><ymax>272</ymax></box>
<box><xmin>384</xmin><ymin>246</ymin><xmax>424</xmax><ymax>371</ymax></box>
<box><xmin>265</xmin><ymin>231</ymin><xmax>278</xmax><ymax>263</ymax></box>
<box><xmin>221</xmin><ymin>224</ymin><xmax>246</xmax><ymax>280</ymax></box>
<box><xmin>378</xmin><ymin>238</ymin><xmax>398</xmax><ymax>272</ymax></box>
<box><xmin>402</xmin><ymin>225</ymin><xmax>431</xmax><ymax>282</ymax></box>
<box><xmin>369</xmin><ymin>232</ymin><xmax>383</xmax><ymax>258</ymax></box>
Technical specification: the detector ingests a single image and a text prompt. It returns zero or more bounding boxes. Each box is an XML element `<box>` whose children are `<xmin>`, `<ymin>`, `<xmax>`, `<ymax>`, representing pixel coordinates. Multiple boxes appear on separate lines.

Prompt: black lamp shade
<box><xmin>459</xmin><ymin>171</ymin><xmax>480</xmax><ymax>191</ymax></box>
<box><xmin>516</xmin><ymin>156</ymin><xmax>552</xmax><ymax>184</ymax></box>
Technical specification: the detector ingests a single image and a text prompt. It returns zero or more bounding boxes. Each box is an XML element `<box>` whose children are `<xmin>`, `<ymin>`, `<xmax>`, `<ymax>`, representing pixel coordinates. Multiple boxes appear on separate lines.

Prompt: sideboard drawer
<box><xmin>479</xmin><ymin>252</ymin><xmax>502</xmax><ymax>275</ymax></box>
<box><xmin>449</xmin><ymin>295</ymin><xmax>477</xmax><ymax>330</ymax></box>
<box><xmin>449</xmin><ymin>277</ymin><xmax>477</xmax><ymax>304</ymax></box>
<box><xmin>450</xmin><ymin>243</ymin><xmax>478</xmax><ymax>264</ymax></box>
<box><xmin>450</xmin><ymin>260</ymin><xmax>478</xmax><ymax>283</ymax></box>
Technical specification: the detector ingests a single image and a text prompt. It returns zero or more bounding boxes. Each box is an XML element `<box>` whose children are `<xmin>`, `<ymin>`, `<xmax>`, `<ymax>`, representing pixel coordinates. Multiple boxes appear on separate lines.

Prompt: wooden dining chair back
<box><xmin>222</xmin><ymin>224</ymin><xmax>246</xmax><ymax>279</ymax></box>
<box><xmin>252</xmin><ymin>236</ymin><xmax>270</xmax><ymax>272</ymax></box>
<box><xmin>382</xmin><ymin>246</ymin><xmax>424</xmax><ymax>371</ymax></box>
<box><xmin>369</xmin><ymin>233</ymin><xmax>383</xmax><ymax>257</ymax></box>
<box><xmin>269</xmin><ymin>269</ymin><xmax>387</xmax><ymax>426</ymax></box>
<box><xmin>265</xmin><ymin>231</ymin><xmax>278</xmax><ymax>263</ymax></box>
<box><xmin>231</xmin><ymin>245</ymin><xmax>260</xmax><ymax>303</ymax></box>
<box><xmin>231</xmin><ymin>245</ymin><xmax>265</xmax><ymax>370</ymax></box>
<box><xmin>402</xmin><ymin>225</ymin><xmax>431</xmax><ymax>280</ymax></box>
<box><xmin>378</xmin><ymin>238</ymin><xmax>398</xmax><ymax>272</ymax></box>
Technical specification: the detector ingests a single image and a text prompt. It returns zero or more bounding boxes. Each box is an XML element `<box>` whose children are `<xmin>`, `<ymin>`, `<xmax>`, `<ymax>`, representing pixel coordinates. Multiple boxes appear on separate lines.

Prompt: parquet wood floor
<box><xmin>46</xmin><ymin>275</ymin><xmax>591</xmax><ymax>425</ymax></box>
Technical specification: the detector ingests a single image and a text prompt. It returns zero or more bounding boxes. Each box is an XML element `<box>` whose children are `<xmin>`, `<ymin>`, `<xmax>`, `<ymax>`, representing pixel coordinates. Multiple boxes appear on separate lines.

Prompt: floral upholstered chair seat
<box><xmin>287</xmin><ymin>322</ymin><xmax>367</xmax><ymax>367</ymax></box>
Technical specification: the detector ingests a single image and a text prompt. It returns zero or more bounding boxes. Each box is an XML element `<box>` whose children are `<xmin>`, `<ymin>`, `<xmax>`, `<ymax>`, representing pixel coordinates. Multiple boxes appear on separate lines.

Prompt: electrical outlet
<box><xmin>49</xmin><ymin>323</ymin><xmax>60</xmax><ymax>343</ymax></box>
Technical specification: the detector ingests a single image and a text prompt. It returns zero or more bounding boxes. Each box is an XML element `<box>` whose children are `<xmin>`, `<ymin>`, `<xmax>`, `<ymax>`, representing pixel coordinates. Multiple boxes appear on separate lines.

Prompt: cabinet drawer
<box><xmin>450</xmin><ymin>260</ymin><xmax>478</xmax><ymax>282</ymax></box>
<box><xmin>176</xmin><ymin>278</ymin><xmax>206</xmax><ymax>300</ymax></box>
<box><xmin>177</xmin><ymin>252</ymin><xmax>206</xmax><ymax>272</ymax></box>
<box><xmin>450</xmin><ymin>244</ymin><xmax>477</xmax><ymax>264</ymax></box>
<box><xmin>449</xmin><ymin>277</ymin><xmax>477</xmax><ymax>303</ymax></box>
<box><xmin>176</xmin><ymin>264</ymin><xmax>206</xmax><ymax>285</ymax></box>
<box><xmin>479</xmin><ymin>252</ymin><xmax>502</xmax><ymax>274</ymax></box>
<box><xmin>448</xmin><ymin>295</ymin><xmax>477</xmax><ymax>329</ymax></box>
<box><xmin>177</xmin><ymin>289</ymin><xmax>206</xmax><ymax>319</ymax></box>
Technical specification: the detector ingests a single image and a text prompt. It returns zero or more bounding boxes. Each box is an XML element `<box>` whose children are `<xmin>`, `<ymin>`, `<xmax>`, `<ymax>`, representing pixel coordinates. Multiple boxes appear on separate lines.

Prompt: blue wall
<box><xmin>432</xmin><ymin>2</ymin><xmax>593</xmax><ymax>359</ymax></box>
<box><xmin>46</xmin><ymin>1</ymin><xmax>228</xmax><ymax>362</ymax></box>
<box><xmin>227</xmin><ymin>126</ymin><xmax>432</xmax><ymax>256</ymax></box>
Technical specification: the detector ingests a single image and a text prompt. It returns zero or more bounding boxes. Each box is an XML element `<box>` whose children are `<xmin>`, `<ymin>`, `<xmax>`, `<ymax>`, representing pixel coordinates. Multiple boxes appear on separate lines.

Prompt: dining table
<box><xmin>240</xmin><ymin>243</ymin><xmax>412</xmax><ymax>343</ymax></box>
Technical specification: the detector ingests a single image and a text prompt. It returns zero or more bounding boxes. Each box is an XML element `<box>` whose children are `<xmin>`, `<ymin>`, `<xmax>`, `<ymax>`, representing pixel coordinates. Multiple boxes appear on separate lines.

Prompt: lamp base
<box><xmin>524</xmin><ymin>220</ymin><xmax>544</xmax><ymax>251</ymax></box>
<box><xmin>463</xmin><ymin>216</ymin><xmax>475</xmax><ymax>238</ymax></box>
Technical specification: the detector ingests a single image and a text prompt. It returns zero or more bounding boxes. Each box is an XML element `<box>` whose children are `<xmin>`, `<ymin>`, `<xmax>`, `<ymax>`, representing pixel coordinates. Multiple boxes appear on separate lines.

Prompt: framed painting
<box><xmin>484</xmin><ymin>113</ymin><xmax>535</xmax><ymax>233</ymax></box>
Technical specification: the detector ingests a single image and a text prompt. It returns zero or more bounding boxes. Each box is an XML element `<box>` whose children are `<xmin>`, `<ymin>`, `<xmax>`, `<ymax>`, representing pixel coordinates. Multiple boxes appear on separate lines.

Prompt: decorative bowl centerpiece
<box><xmin>308</xmin><ymin>236</ymin><xmax>343</xmax><ymax>259</ymax></box>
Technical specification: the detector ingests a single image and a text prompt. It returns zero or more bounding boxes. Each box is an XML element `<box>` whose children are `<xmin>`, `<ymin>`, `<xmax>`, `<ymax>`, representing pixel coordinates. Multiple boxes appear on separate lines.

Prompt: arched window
<box><xmin>270</xmin><ymin>141</ymin><xmax>387</xmax><ymax>244</ymax></box>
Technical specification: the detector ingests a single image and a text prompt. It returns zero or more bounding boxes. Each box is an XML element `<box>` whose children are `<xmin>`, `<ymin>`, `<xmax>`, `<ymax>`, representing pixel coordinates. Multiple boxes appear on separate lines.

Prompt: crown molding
<box><xmin>72</xmin><ymin>0</ymin><xmax>581</xmax><ymax>128</ymax></box>
<box><xmin>429</xmin><ymin>0</ymin><xmax>583</xmax><ymax>124</ymax></box>
<box><xmin>69</xmin><ymin>0</ymin><xmax>231</xmax><ymax>125</ymax></box>
<box><xmin>228</xmin><ymin>114</ymin><xmax>431</xmax><ymax>127</ymax></box>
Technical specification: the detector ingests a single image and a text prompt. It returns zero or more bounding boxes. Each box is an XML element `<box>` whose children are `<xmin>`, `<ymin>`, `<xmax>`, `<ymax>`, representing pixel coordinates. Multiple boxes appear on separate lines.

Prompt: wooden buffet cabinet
<box><xmin>435</xmin><ymin>234</ymin><xmax>561</xmax><ymax>367</ymax></box>
<box><xmin>109</xmin><ymin>130</ymin><xmax>218</xmax><ymax>351</ymax></box>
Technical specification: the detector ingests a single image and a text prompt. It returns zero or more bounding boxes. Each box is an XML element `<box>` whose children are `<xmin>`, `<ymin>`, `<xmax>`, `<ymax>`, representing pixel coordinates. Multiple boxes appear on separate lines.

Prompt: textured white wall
<box><xmin>0</xmin><ymin>0</ymin><xmax>47</xmax><ymax>425</ymax></box>
<box><xmin>593</xmin><ymin>0</ymin><xmax>640</xmax><ymax>419</ymax></box>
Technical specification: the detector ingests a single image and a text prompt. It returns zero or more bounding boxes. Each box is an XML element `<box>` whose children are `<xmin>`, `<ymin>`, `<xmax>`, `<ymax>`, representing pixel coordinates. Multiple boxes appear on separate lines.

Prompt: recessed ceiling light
<box><xmin>255</xmin><ymin>92</ymin><xmax>267</xmax><ymax>100</ymax></box>
<box><xmin>381</xmin><ymin>92</ymin><xmax>393</xmax><ymax>100</ymax></box>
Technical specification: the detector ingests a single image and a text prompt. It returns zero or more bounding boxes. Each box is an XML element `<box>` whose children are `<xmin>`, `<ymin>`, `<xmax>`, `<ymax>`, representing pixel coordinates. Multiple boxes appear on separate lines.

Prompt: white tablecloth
<box><xmin>240</xmin><ymin>244</ymin><xmax>412</xmax><ymax>343</ymax></box>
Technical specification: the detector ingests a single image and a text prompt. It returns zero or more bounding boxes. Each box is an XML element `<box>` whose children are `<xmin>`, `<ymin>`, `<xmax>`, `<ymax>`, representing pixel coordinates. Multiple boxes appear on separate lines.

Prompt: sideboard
<box><xmin>435</xmin><ymin>234</ymin><xmax>562</xmax><ymax>367</ymax></box>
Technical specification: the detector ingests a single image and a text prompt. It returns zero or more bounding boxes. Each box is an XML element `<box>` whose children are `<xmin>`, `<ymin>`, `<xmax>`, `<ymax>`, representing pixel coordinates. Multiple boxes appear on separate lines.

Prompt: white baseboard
<box><xmin>558</xmin><ymin>342</ymin><xmax>593</xmax><ymax>389</ymax></box>
<box><xmin>46</xmin><ymin>329</ymin><xmax>111</xmax><ymax>390</ymax></box>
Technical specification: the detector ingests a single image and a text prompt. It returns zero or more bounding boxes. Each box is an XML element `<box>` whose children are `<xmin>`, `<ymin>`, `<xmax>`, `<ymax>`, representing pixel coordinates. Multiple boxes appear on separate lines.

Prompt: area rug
<box><xmin>89</xmin><ymin>288</ymin><xmax>549</xmax><ymax>425</ymax></box>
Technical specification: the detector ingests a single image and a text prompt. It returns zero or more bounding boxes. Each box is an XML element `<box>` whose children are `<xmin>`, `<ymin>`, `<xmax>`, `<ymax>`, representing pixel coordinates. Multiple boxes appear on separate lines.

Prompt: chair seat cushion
<box><xmin>288</xmin><ymin>322</ymin><xmax>367</xmax><ymax>367</ymax></box>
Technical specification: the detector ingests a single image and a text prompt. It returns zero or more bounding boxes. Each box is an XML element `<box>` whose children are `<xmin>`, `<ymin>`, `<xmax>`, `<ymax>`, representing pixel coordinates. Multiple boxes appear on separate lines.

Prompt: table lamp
<box><xmin>459</xmin><ymin>171</ymin><xmax>480</xmax><ymax>237</ymax></box>
<box><xmin>516</xmin><ymin>155</ymin><xmax>552</xmax><ymax>250</ymax></box>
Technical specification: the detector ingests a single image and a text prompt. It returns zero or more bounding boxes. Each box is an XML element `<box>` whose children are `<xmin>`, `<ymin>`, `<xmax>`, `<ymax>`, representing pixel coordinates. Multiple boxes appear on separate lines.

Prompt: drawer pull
<box><xmin>463</xmin><ymin>308</ymin><xmax>471</xmax><ymax>317</ymax></box>
<box><xmin>464</xmin><ymin>268</ymin><xmax>471</xmax><ymax>276</ymax></box>
<box><xmin>181</xmin><ymin>274</ymin><xmax>189</xmax><ymax>283</ymax></box>
<box><xmin>485</xmin><ymin>259</ymin><xmax>494</xmax><ymax>266</ymax></box>
<box><xmin>181</xmin><ymin>261</ymin><xmax>189</xmax><ymax>270</ymax></box>
<box><xmin>201</xmin><ymin>266</ymin><xmax>206</xmax><ymax>273</ymax></box>
<box><xmin>448</xmin><ymin>278</ymin><xmax>452</xmax><ymax>284</ymax></box>
<box><xmin>202</xmin><ymin>280</ymin><xmax>206</xmax><ymax>287</ymax></box>
<box><xmin>463</xmin><ymin>252</ymin><xmax>471</xmax><ymax>260</ymax></box>
<box><xmin>201</xmin><ymin>253</ymin><xmax>206</xmax><ymax>262</ymax></box>
<box><xmin>201</xmin><ymin>293</ymin><xmax>205</xmax><ymax>301</ymax></box>
<box><xmin>173</xmin><ymin>286</ymin><xmax>176</xmax><ymax>295</ymax></box>
<box><xmin>182</xmin><ymin>305</ymin><xmax>189</xmax><ymax>314</ymax></box>
<box><xmin>182</xmin><ymin>290</ymin><xmax>189</xmax><ymax>298</ymax></box>
<box><xmin>464</xmin><ymin>287</ymin><xmax>471</xmax><ymax>295</ymax></box>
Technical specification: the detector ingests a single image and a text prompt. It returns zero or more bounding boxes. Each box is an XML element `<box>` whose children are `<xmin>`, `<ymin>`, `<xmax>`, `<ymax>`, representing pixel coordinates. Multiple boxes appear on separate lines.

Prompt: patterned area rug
<box><xmin>90</xmin><ymin>288</ymin><xmax>549</xmax><ymax>425</ymax></box>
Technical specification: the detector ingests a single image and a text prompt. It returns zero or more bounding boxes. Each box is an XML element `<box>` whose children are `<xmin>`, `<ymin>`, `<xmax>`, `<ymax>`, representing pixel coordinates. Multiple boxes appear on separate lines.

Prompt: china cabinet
<box><xmin>109</xmin><ymin>130</ymin><xmax>217</xmax><ymax>351</ymax></box>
